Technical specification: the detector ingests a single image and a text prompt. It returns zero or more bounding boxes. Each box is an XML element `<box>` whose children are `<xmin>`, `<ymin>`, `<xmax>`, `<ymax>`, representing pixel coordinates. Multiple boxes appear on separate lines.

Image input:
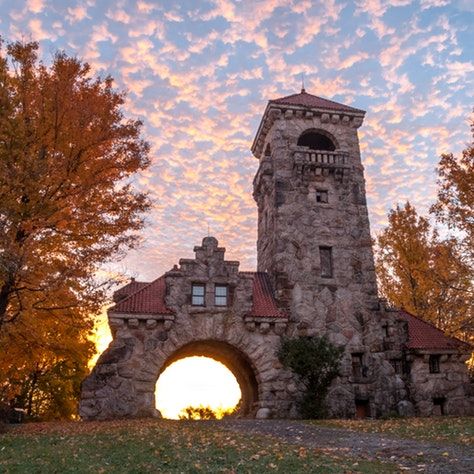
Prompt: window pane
<box><xmin>192</xmin><ymin>295</ymin><xmax>205</xmax><ymax>306</ymax></box>
<box><xmin>429</xmin><ymin>355</ymin><xmax>440</xmax><ymax>373</ymax></box>
<box><xmin>215</xmin><ymin>285</ymin><xmax>228</xmax><ymax>306</ymax></box>
<box><xmin>316</xmin><ymin>190</ymin><xmax>328</xmax><ymax>203</ymax></box>
<box><xmin>191</xmin><ymin>284</ymin><xmax>205</xmax><ymax>306</ymax></box>
<box><xmin>215</xmin><ymin>296</ymin><xmax>227</xmax><ymax>306</ymax></box>
<box><xmin>192</xmin><ymin>284</ymin><xmax>205</xmax><ymax>296</ymax></box>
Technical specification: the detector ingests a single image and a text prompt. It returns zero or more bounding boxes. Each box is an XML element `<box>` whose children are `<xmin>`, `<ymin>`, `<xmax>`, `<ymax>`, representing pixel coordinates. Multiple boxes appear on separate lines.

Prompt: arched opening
<box><xmin>156</xmin><ymin>356</ymin><xmax>241</xmax><ymax>419</ymax></box>
<box><xmin>297</xmin><ymin>130</ymin><xmax>336</xmax><ymax>151</ymax></box>
<box><xmin>155</xmin><ymin>340</ymin><xmax>258</xmax><ymax>418</ymax></box>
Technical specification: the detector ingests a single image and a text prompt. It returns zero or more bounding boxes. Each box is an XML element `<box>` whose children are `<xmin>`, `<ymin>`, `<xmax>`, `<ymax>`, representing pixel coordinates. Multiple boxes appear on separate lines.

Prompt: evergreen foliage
<box><xmin>278</xmin><ymin>336</ymin><xmax>343</xmax><ymax>419</ymax></box>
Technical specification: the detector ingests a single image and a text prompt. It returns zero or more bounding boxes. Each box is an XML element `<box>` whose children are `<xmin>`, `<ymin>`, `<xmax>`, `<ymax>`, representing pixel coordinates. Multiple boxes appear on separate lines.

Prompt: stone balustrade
<box><xmin>293</xmin><ymin>149</ymin><xmax>351</xmax><ymax>180</ymax></box>
<box><xmin>294</xmin><ymin>149</ymin><xmax>349</xmax><ymax>165</ymax></box>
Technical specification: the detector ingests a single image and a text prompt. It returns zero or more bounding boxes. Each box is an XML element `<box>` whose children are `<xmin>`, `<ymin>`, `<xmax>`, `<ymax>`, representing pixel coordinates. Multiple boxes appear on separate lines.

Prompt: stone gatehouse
<box><xmin>80</xmin><ymin>90</ymin><xmax>473</xmax><ymax>420</ymax></box>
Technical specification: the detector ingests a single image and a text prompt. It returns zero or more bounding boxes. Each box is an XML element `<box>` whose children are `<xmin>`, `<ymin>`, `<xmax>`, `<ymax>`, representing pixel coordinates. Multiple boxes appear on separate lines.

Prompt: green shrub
<box><xmin>278</xmin><ymin>336</ymin><xmax>344</xmax><ymax>419</ymax></box>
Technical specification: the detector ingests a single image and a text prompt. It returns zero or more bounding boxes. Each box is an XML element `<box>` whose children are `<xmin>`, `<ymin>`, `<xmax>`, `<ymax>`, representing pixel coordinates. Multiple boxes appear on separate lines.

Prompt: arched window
<box><xmin>297</xmin><ymin>130</ymin><xmax>336</xmax><ymax>151</ymax></box>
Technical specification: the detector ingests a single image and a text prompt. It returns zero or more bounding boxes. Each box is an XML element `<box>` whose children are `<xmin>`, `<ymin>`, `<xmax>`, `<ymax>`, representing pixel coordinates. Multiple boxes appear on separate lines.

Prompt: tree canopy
<box><xmin>375</xmin><ymin>202</ymin><xmax>472</xmax><ymax>340</ymax></box>
<box><xmin>0</xmin><ymin>40</ymin><xmax>150</xmax><ymax>419</ymax></box>
<box><xmin>431</xmin><ymin>122</ymin><xmax>474</xmax><ymax>263</ymax></box>
<box><xmin>278</xmin><ymin>336</ymin><xmax>343</xmax><ymax>418</ymax></box>
<box><xmin>375</xmin><ymin>122</ymin><xmax>473</xmax><ymax>345</ymax></box>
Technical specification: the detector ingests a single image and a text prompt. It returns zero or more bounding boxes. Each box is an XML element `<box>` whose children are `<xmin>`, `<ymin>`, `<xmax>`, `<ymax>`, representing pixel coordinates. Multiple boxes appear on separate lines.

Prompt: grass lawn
<box><xmin>310</xmin><ymin>417</ymin><xmax>474</xmax><ymax>445</ymax></box>
<box><xmin>0</xmin><ymin>419</ymin><xmax>396</xmax><ymax>473</ymax></box>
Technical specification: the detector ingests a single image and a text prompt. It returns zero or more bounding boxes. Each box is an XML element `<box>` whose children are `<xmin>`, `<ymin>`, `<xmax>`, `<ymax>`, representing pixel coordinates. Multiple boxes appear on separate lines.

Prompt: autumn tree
<box><xmin>375</xmin><ymin>202</ymin><xmax>472</xmax><ymax>341</ymax></box>
<box><xmin>431</xmin><ymin>119</ymin><xmax>474</xmax><ymax>263</ymax></box>
<box><xmin>0</xmin><ymin>40</ymin><xmax>150</xmax><ymax>418</ymax></box>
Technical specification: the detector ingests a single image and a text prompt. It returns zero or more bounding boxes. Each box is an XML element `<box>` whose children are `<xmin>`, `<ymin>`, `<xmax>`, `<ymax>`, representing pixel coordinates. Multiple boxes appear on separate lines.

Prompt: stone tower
<box><xmin>252</xmin><ymin>90</ymin><xmax>394</xmax><ymax>416</ymax></box>
<box><xmin>252</xmin><ymin>89</ymin><xmax>379</xmax><ymax>325</ymax></box>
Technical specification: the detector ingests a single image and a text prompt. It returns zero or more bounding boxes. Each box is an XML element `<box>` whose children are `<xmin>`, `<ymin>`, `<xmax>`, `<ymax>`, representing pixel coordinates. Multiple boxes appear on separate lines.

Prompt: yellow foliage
<box><xmin>0</xmin><ymin>40</ymin><xmax>150</xmax><ymax>418</ymax></box>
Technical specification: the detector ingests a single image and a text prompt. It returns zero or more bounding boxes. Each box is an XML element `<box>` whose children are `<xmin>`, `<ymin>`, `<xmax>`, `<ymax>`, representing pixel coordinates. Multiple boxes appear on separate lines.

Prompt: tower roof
<box><xmin>251</xmin><ymin>89</ymin><xmax>365</xmax><ymax>158</ymax></box>
<box><xmin>270</xmin><ymin>89</ymin><xmax>365</xmax><ymax>114</ymax></box>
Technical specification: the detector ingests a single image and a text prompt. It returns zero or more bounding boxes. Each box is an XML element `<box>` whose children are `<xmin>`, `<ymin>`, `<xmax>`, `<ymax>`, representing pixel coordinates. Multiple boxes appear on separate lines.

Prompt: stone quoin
<box><xmin>80</xmin><ymin>90</ymin><xmax>473</xmax><ymax>420</ymax></box>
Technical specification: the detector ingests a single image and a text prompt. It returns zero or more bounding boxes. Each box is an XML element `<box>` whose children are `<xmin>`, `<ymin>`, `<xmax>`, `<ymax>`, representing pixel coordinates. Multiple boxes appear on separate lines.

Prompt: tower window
<box><xmin>316</xmin><ymin>190</ymin><xmax>328</xmax><ymax>203</ymax></box>
<box><xmin>319</xmin><ymin>247</ymin><xmax>333</xmax><ymax>278</ymax></box>
<box><xmin>214</xmin><ymin>285</ymin><xmax>228</xmax><ymax>306</ymax></box>
<box><xmin>351</xmin><ymin>353</ymin><xmax>365</xmax><ymax>378</ymax></box>
<box><xmin>191</xmin><ymin>283</ymin><xmax>205</xmax><ymax>306</ymax></box>
<box><xmin>429</xmin><ymin>355</ymin><xmax>441</xmax><ymax>374</ymax></box>
<box><xmin>297</xmin><ymin>130</ymin><xmax>336</xmax><ymax>151</ymax></box>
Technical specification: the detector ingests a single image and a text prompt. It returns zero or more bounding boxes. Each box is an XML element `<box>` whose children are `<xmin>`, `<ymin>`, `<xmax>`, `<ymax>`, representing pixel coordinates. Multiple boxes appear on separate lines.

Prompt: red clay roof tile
<box><xmin>109</xmin><ymin>272</ymin><xmax>285</xmax><ymax>318</ymax></box>
<box><xmin>113</xmin><ymin>279</ymin><xmax>149</xmax><ymax>301</ymax></box>
<box><xmin>270</xmin><ymin>90</ymin><xmax>365</xmax><ymax>113</ymax></box>
<box><xmin>245</xmin><ymin>272</ymin><xmax>287</xmax><ymax>318</ymax></box>
<box><xmin>110</xmin><ymin>276</ymin><xmax>173</xmax><ymax>315</ymax></box>
<box><xmin>398</xmin><ymin>310</ymin><xmax>469</xmax><ymax>351</ymax></box>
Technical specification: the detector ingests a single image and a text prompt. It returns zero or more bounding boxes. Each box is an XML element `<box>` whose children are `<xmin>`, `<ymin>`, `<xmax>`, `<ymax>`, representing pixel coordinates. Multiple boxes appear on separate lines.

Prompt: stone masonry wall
<box><xmin>253</xmin><ymin>106</ymin><xmax>411</xmax><ymax>417</ymax></box>
<box><xmin>80</xmin><ymin>237</ymin><xmax>298</xmax><ymax>420</ymax></box>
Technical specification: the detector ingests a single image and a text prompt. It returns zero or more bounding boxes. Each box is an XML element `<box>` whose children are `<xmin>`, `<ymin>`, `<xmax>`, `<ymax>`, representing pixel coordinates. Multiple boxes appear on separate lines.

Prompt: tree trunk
<box><xmin>0</xmin><ymin>280</ymin><xmax>12</xmax><ymax>331</ymax></box>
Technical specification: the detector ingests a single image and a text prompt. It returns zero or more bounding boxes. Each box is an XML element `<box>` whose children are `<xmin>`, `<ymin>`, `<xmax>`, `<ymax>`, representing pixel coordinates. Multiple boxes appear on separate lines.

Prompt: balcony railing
<box><xmin>293</xmin><ymin>149</ymin><xmax>351</xmax><ymax>180</ymax></box>
<box><xmin>294</xmin><ymin>150</ymin><xmax>349</xmax><ymax>166</ymax></box>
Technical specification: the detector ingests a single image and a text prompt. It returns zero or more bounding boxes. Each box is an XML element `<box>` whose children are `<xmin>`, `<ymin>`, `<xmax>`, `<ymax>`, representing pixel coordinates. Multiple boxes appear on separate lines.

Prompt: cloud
<box><xmin>106</xmin><ymin>9</ymin><xmax>130</xmax><ymax>24</ymax></box>
<box><xmin>26</xmin><ymin>0</ymin><xmax>45</xmax><ymax>14</ymax></box>
<box><xmin>1</xmin><ymin>0</ymin><xmax>471</xmax><ymax>280</ymax></box>
<box><xmin>67</xmin><ymin>5</ymin><xmax>89</xmax><ymax>24</ymax></box>
<box><xmin>28</xmin><ymin>18</ymin><xmax>57</xmax><ymax>41</ymax></box>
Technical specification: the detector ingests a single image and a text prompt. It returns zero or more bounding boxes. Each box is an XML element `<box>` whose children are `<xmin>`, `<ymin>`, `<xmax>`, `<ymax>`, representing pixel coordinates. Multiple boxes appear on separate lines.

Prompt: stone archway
<box><xmin>158</xmin><ymin>340</ymin><xmax>258</xmax><ymax>416</ymax></box>
<box><xmin>80</xmin><ymin>237</ymin><xmax>293</xmax><ymax>421</ymax></box>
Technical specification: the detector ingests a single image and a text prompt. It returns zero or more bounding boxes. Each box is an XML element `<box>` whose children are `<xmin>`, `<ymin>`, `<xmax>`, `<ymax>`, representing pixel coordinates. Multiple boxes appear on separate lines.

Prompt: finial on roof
<box><xmin>301</xmin><ymin>73</ymin><xmax>306</xmax><ymax>93</ymax></box>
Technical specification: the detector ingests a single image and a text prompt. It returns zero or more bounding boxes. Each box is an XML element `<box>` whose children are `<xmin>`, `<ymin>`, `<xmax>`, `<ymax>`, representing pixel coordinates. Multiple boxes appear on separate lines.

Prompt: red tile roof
<box><xmin>109</xmin><ymin>272</ymin><xmax>285</xmax><ymax>318</ymax></box>
<box><xmin>398</xmin><ymin>310</ymin><xmax>469</xmax><ymax>351</ymax></box>
<box><xmin>113</xmin><ymin>279</ymin><xmax>149</xmax><ymax>302</ymax></box>
<box><xmin>110</xmin><ymin>276</ymin><xmax>173</xmax><ymax>315</ymax></box>
<box><xmin>244</xmin><ymin>272</ymin><xmax>287</xmax><ymax>318</ymax></box>
<box><xmin>270</xmin><ymin>90</ymin><xmax>365</xmax><ymax>114</ymax></box>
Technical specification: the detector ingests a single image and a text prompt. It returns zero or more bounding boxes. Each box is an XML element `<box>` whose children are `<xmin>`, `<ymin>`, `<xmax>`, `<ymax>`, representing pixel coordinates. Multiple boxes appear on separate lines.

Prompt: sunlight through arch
<box><xmin>155</xmin><ymin>356</ymin><xmax>241</xmax><ymax>419</ymax></box>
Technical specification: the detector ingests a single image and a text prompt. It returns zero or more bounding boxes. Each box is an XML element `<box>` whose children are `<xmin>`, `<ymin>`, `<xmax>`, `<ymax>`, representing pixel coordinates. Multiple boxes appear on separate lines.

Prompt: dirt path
<box><xmin>217</xmin><ymin>419</ymin><xmax>474</xmax><ymax>473</ymax></box>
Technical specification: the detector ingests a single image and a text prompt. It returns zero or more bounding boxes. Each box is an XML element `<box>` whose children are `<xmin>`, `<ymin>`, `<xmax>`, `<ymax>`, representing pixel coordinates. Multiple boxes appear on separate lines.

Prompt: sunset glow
<box><xmin>90</xmin><ymin>319</ymin><xmax>242</xmax><ymax>419</ymax></box>
<box><xmin>2</xmin><ymin>1</ymin><xmax>471</xmax><ymax>283</ymax></box>
<box><xmin>155</xmin><ymin>357</ymin><xmax>241</xmax><ymax>419</ymax></box>
<box><xmin>89</xmin><ymin>310</ymin><xmax>113</xmax><ymax>368</ymax></box>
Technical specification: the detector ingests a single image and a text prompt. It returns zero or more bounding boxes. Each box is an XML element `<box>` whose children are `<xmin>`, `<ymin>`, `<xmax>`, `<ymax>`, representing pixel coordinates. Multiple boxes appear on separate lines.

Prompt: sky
<box><xmin>0</xmin><ymin>0</ymin><xmax>473</xmax><ymax>281</ymax></box>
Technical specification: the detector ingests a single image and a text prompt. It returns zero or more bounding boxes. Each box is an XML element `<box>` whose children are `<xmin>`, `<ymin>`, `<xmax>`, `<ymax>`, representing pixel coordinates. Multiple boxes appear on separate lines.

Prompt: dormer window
<box><xmin>191</xmin><ymin>283</ymin><xmax>205</xmax><ymax>306</ymax></box>
<box><xmin>215</xmin><ymin>285</ymin><xmax>228</xmax><ymax>306</ymax></box>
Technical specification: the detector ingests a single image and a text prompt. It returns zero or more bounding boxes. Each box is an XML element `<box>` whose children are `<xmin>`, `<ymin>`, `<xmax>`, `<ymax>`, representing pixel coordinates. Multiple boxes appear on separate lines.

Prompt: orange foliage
<box><xmin>0</xmin><ymin>39</ymin><xmax>150</xmax><ymax>418</ymax></box>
